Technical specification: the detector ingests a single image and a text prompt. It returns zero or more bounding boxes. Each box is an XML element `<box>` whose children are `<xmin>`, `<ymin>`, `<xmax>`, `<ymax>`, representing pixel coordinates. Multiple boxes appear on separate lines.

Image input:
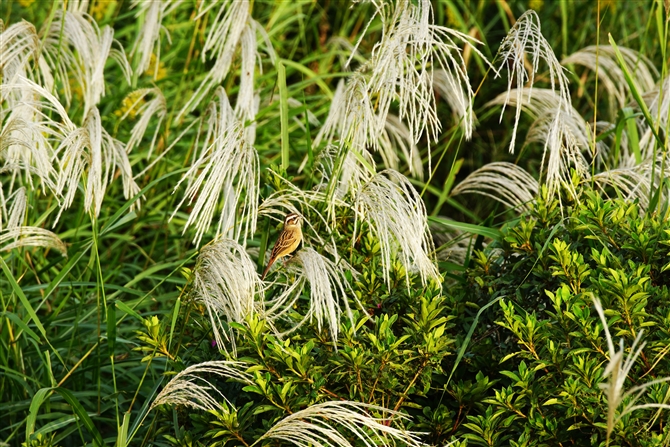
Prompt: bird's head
<box><xmin>284</xmin><ymin>213</ymin><xmax>302</xmax><ymax>229</ymax></box>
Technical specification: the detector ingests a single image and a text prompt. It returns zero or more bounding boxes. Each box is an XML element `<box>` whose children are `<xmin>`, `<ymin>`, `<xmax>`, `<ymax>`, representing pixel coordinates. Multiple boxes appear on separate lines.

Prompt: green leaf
<box><xmin>609</xmin><ymin>35</ymin><xmax>664</xmax><ymax>149</ymax></box>
<box><xmin>2</xmin><ymin>311</ymin><xmax>40</xmax><ymax>342</ymax></box>
<box><xmin>26</xmin><ymin>388</ymin><xmax>53</xmax><ymax>439</ymax></box>
<box><xmin>252</xmin><ymin>405</ymin><xmax>278</xmax><ymax>415</ymax></box>
<box><xmin>0</xmin><ymin>256</ymin><xmax>47</xmax><ymax>339</ymax></box>
<box><xmin>117</xmin><ymin>412</ymin><xmax>131</xmax><ymax>447</ymax></box>
<box><xmin>55</xmin><ymin>387</ymin><xmax>105</xmax><ymax>446</ymax></box>
<box><xmin>107</xmin><ymin>301</ymin><xmax>116</xmax><ymax>356</ymax></box>
<box><xmin>115</xmin><ymin>300</ymin><xmax>143</xmax><ymax>321</ymax></box>
<box><xmin>169</xmin><ymin>296</ymin><xmax>181</xmax><ymax>350</ymax></box>
<box><xmin>277</xmin><ymin>60</ymin><xmax>290</xmax><ymax>172</ymax></box>
<box><xmin>429</xmin><ymin>216</ymin><xmax>501</xmax><ymax>240</ymax></box>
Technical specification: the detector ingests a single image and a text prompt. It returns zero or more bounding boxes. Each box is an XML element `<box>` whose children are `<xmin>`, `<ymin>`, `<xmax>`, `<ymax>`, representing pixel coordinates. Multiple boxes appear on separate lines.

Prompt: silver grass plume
<box><xmin>488</xmin><ymin>88</ymin><xmax>591</xmax><ymax>202</ymax></box>
<box><xmin>263</xmin><ymin>247</ymin><xmax>355</xmax><ymax>345</ymax></box>
<box><xmin>172</xmin><ymin>88</ymin><xmax>259</xmax><ymax>246</ymax></box>
<box><xmin>531</xmin><ymin>111</ymin><xmax>590</xmax><ymax>203</ymax></box>
<box><xmin>638</xmin><ymin>76</ymin><xmax>670</xmax><ymax>159</ymax></box>
<box><xmin>1</xmin><ymin>25</ymin><xmax>59</xmax><ymax>193</ymax></box>
<box><xmin>354</xmin><ymin>170</ymin><xmax>440</xmax><ymax>288</ymax></box>
<box><xmin>495</xmin><ymin>10</ymin><xmax>570</xmax><ymax>153</ymax></box>
<box><xmin>562</xmin><ymin>46</ymin><xmax>657</xmax><ymax>118</ymax></box>
<box><xmin>309</xmin><ymin>144</ymin><xmax>374</xmax><ymax>229</ymax></box>
<box><xmin>192</xmin><ymin>238</ymin><xmax>262</xmax><ymax>350</ymax></box>
<box><xmin>0</xmin><ymin>20</ymin><xmax>40</xmax><ymax>86</ymax></box>
<box><xmin>364</xmin><ymin>0</ymin><xmax>481</xmax><ymax>146</ymax></box>
<box><xmin>434</xmin><ymin>68</ymin><xmax>476</xmax><ymax>139</ymax></box>
<box><xmin>43</xmin><ymin>9</ymin><xmax>131</xmax><ymax>115</ymax></box>
<box><xmin>55</xmin><ymin>107</ymin><xmax>140</xmax><ymax>221</ymax></box>
<box><xmin>254</xmin><ymin>401</ymin><xmax>424</xmax><ymax>447</ymax></box>
<box><xmin>316</xmin><ymin>0</ymin><xmax>485</xmax><ymax>179</ymax></box>
<box><xmin>119</xmin><ymin>88</ymin><xmax>167</xmax><ymax>157</ymax></box>
<box><xmin>2</xmin><ymin>77</ymin><xmax>140</xmax><ymax>217</ymax></box>
<box><xmin>315</xmin><ymin>75</ymin><xmax>378</xmax><ymax>161</ymax></box>
<box><xmin>234</xmin><ymin>23</ymin><xmax>258</xmax><ymax>125</ymax></box>
<box><xmin>593</xmin><ymin>298</ymin><xmax>670</xmax><ymax>443</ymax></box>
<box><xmin>130</xmin><ymin>0</ymin><xmax>182</xmax><ymax>77</ymax></box>
<box><xmin>380</xmin><ymin>115</ymin><xmax>422</xmax><ymax>180</ymax></box>
<box><xmin>451</xmin><ymin>162</ymin><xmax>539</xmax><ymax>211</ymax></box>
<box><xmin>487</xmin><ymin>89</ymin><xmax>592</xmax><ymax>151</ymax></box>
<box><xmin>151</xmin><ymin>361</ymin><xmax>253</xmax><ymax>412</ymax></box>
<box><xmin>0</xmin><ymin>187</ymin><xmax>27</xmax><ymax>232</ymax></box>
<box><xmin>1</xmin><ymin>76</ymin><xmax>78</xmax><ymax>195</ymax></box>
<box><xmin>0</xmin><ymin>87</ymin><xmax>58</xmax><ymax>193</ymax></box>
<box><xmin>0</xmin><ymin>227</ymin><xmax>67</xmax><ymax>255</ymax></box>
<box><xmin>591</xmin><ymin>165</ymin><xmax>656</xmax><ymax>209</ymax></box>
<box><xmin>178</xmin><ymin>1</ymin><xmax>271</xmax><ymax>121</ymax></box>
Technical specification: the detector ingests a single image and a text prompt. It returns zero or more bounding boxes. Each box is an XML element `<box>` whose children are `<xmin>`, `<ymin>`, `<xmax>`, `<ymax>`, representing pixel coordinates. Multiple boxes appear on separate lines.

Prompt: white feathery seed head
<box><xmin>488</xmin><ymin>88</ymin><xmax>592</xmax><ymax>203</ymax></box>
<box><xmin>495</xmin><ymin>10</ymin><xmax>570</xmax><ymax>153</ymax></box>
<box><xmin>130</xmin><ymin>0</ymin><xmax>182</xmax><ymax>76</ymax></box>
<box><xmin>192</xmin><ymin>238</ymin><xmax>262</xmax><ymax>350</ymax></box>
<box><xmin>309</xmin><ymin>145</ymin><xmax>372</xmax><ymax>227</ymax></box>
<box><xmin>119</xmin><ymin>88</ymin><xmax>167</xmax><ymax>157</ymax></box>
<box><xmin>254</xmin><ymin>401</ymin><xmax>424</xmax><ymax>447</ymax></box>
<box><xmin>0</xmin><ymin>20</ymin><xmax>40</xmax><ymax>86</ymax></box>
<box><xmin>638</xmin><ymin>76</ymin><xmax>670</xmax><ymax>159</ymax></box>
<box><xmin>451</xmin><ymin>162</ymin><xmax>539</xmax><ymax>211</ymax></box>
<box><xmin>5</xmin><ymin>187</ymin><xmax>27</xmax><ymax>231</ymax></box>
<box><xmin>537</xmin><ymin>111</ymin><xmax>590</xmax><ymax>203</ymax></box>
<box><xmin>354</xmin><ymin>170</ymin><xmax>440</xmax><ymax>288</ymax></box>
<box><xmin>151</xmin><ymin>361</ymin><xmax>253</xmax><ymax>412</ymax></box>
<box><xmin>433</xmin><ymin>68</ymin><xmax>476</xmax><ymax>140</ymax></box>
<box><xmin>593</xmin><ymin>298</ymin><xmax>670</xmax><ymax>443</ymax></box>
<box><xmin>43</xmin><ymin>9</ymin><xmax>131</xmax><ymax>115</ymax></box>
<box><xmin>234</xmin><ymin>22</ymin><xmax>259</xmax><ymax>125</ymax></box>
<box><xmin>380</xmin><ymin>114</ymin><xmax>422</xmax><ymax>180</ymax></box>
<box><xmin>0</xmin><ymin>187</ymin><xmax>27</xmax><ymax>232</ymax></box>
<box><xmin>0</xmin><ymin>95</ymin><xmax>58</xmax><ymax>193</ymax></box>
<box><xmin>364</xmin><ymin>0</ymin><xmax>481</xmax><ymax>146</ymax></box>
<box><xmin>562</xmin><ymin>46</ymin><xmax>657</xmax><ymax>117</ymax></box>
<box><xmin>589</xmin><ymin>152</ymin><xmax>670</xmax><ymax>211</ymax></box>
<box><xmin>315</xmin><ymin>75</ymin><xmax>378</xmax><ymax>155</ymax></box>
<box><xmin>55</xmin><ymin>107</ymin><xmax>140</xmax><ymax>222</ymax></box>
<box><xmin>317</xmin><ymin>0</ymin><xmax>484</xmax><ymax>176</ymax></box>
<box><xmin>172</xmin><ymin>88</ymin><xmax>259</xmax><ymax>246</ymax></box>
<box><xmin>591</xmin><ymin>166</ymin><xmax>655</xmax><ymax>209</ymax></box>
<box><xmin>178</xmin><ymin>1</ymin><xmax>258</xmax><ymax>119</ymax></box>
<box><xmin>0</xmin><ymin>226</ymin><xmax>67</xmax><ymax>255</ymax></box>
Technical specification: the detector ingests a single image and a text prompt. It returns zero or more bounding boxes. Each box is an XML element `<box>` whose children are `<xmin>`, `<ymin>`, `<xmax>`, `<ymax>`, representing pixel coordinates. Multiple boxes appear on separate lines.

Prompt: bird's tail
<box><xmin>261</xmin><ymin>258</ymin><xmax>275</xmax><ymax>280</ymax></box>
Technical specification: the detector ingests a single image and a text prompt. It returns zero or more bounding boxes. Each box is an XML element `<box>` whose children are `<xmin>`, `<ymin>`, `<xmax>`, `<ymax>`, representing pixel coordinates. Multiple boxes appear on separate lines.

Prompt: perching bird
<box><xmin>261</xmin><ymin>213</ymin><xmax>303</xmax><ymax>280</ymax></box>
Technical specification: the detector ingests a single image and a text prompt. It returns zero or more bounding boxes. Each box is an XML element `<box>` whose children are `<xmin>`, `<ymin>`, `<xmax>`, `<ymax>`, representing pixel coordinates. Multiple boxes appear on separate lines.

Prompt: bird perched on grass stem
<box><xmin>261</xmin><ymin>213</ymin><xmax>303</xmax><ymax>280</ymax></box>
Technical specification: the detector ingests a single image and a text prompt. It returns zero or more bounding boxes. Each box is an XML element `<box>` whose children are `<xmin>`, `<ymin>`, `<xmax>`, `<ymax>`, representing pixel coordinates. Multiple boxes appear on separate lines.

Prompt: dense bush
<box><xmin>456</xmin><ymin>190</ymin><xmax>670</xmax><ymax>446</ymax></box>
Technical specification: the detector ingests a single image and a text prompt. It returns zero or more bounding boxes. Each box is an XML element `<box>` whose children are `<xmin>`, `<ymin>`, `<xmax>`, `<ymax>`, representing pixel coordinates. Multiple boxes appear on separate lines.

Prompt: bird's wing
<box><xmin>270</xmin><ymin>229</ymin><xmax>296</xmax><ymax>259</ymax></box>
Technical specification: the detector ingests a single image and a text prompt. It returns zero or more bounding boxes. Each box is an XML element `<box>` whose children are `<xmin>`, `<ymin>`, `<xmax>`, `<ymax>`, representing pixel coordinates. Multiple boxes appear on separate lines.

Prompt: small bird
<box><xmin>261</xmin><ymin>213</ymin><xmax>303</xmax><ymax>280</ymax></box>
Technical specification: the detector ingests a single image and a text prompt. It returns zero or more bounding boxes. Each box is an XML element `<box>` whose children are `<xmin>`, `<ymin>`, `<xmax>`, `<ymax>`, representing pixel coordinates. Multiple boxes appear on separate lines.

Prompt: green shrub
<box><xmin>457</xmin><ymin>189</ymin><xmax>670</xmax><ymax>446</ymax></box>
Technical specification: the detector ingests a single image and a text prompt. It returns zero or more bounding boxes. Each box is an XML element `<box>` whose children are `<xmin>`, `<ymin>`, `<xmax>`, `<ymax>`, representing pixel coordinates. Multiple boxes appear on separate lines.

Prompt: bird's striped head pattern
<box><xmin>284</xmin><ymin>213</ymin><xmax>302</xmax><ymax>227</ymax></box>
